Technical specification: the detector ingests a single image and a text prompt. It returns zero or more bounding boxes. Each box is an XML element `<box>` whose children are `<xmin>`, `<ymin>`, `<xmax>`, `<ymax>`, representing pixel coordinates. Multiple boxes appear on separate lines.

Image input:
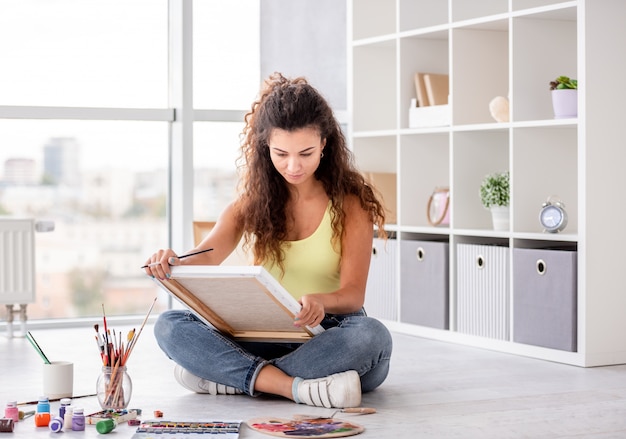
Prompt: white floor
<box><xmin>3</xmin><ymin>322</ymin><xmax>626</xmax><ymax>438</ymax></box>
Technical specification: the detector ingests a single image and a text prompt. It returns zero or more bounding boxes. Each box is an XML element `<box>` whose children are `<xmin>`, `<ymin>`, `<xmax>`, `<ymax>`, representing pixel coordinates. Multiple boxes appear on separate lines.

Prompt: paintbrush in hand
<box><xmin>140</xmin><ymin>248</ymin><xmax>214</xmax><ymax>269</ymax></box>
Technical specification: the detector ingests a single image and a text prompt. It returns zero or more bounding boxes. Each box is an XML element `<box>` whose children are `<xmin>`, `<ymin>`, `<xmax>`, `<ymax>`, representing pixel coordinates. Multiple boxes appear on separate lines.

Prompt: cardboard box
<box><xmin>363</xmin><ymin>172</ymin><xmax>397</xmax><ymax>224</ymax></box>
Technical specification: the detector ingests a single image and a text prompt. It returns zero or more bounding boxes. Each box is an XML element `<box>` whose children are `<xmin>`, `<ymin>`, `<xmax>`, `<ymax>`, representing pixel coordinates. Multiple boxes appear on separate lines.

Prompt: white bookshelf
<box><xmin>349</xmin><ymin>0</ymin><xmax>626</xmax><ymax>367</ymax></box>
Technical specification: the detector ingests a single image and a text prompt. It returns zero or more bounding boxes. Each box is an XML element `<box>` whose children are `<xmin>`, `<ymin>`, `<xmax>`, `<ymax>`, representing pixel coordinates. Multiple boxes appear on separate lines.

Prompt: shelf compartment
<box><xmin>399</xmin><ymin>0</ymin><xmax>448</xmax><ymax>32</ymax></box>
<box><xmin>352</xmin><ymin>41</ymin><xmax>397</xmax><ymax>132</ymax></box>
<box><xmin>512</xmin><ymin>0</ymin><xmax>576</xmax><ymax>13</ymax></box>
<box><xmin>452</xmin><ymin>130</ymin><xmax>509</xmax><ymax>231</ymax></box>
<box><xmin>452</xmin><ymin>0</ymin><xmax>508</xmax><ymax>23</ymax></box>
<box><xmin>511</xmin><ymin>8</ymin><xmax>577</xmax><ymax>122</ymax></box>
<box><xmin>512</xmin><ymin>126</ymin><xmax>577</xmax><ymax>234</ymax></box>
<box><xmin>352</xmin><ymin>0</ymin><xmax>396</xmax><ymax>40</ymax></box>
<box><xmin>451</xmin><ymin>24</ymin><xmax>509</xmax><ymax>125</ymax></box>
<box><xmin>400</xmin><ymin>133</ymin><xmax>449</xmax><ymax>228</ymax></box>
<box><xmin>400</xmin><ymin>33</ymin><xmax>449</xmax><ymax>130</ymax></box>
<box><xmin>353</xmin><ymin>135</ymin><xmax>396</xmax><ymax>173</ymax></box>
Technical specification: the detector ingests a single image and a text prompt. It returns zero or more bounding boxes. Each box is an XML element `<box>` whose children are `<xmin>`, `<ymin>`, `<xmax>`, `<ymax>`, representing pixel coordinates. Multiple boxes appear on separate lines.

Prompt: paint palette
<box><xmin>131</xmin><ymin>421</ymin><xmax>241</xmax><ymax>438</ymax></box>
<box><xmin>247</xmin><ymin>416</ymin><xmax>364</xmax><ymax>438</ymax></box>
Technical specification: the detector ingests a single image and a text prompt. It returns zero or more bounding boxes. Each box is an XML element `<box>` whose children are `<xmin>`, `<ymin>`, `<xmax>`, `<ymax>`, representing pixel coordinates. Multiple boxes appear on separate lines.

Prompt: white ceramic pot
<box><xmin>551</xmin><ymin>89</ymin><xmax>578</xmax><ymax>119</ymax></box>
<box><xmin>490</xmin><ymin>205</ymin><xmax>510</xmax><ymax>231</ymax></box>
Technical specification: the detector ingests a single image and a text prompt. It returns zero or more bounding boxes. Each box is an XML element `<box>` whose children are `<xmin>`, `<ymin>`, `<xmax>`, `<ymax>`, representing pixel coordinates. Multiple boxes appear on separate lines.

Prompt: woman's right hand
<box><xmin>144</xmin><ymin>248</ymin><xmax>179</xmax><ymax>280</ymax></box>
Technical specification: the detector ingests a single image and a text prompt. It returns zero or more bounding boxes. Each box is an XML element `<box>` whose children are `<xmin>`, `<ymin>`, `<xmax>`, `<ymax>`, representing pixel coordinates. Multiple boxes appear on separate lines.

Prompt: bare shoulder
<box><xmin>215</xmin><ymin>201</ymin><xmax>244</xmax><ymax>233</ymax></box>
<box><xmin>342</xmin><ymin>194</ymin><xmax>371</xmax><ymax>227</ymax></box>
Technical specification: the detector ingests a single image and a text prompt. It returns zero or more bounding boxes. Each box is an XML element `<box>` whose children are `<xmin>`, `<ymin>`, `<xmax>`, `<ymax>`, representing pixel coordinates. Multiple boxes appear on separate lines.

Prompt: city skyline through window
<box><xmin>0</xmin><ymin>1</ymin><xmax>260</xmax><ymax>321</ymax></box>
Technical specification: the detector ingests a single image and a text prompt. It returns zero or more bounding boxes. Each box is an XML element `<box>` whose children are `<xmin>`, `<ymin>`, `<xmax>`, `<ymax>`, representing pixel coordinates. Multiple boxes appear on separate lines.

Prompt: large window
<box><xmin>0</xmin><ymin>0</ymin><xmax>168</xmax><ymax>108</ymax></box>
<box><xmin>192</xmin><ymin>0</ymin><xmax>260</xmax><ymax>219</ymax></box>
<box><xmin>0</xmin><ymin>1</ymin><xmax>260</xmax><ymax>321</ymax></box>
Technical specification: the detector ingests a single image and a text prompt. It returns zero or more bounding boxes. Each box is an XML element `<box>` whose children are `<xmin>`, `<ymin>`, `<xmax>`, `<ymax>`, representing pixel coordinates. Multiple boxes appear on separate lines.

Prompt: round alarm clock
<box><xmin>539</xmin><ymin>196</ymin><xmax>568</xmax><ymax>233</ymax></box>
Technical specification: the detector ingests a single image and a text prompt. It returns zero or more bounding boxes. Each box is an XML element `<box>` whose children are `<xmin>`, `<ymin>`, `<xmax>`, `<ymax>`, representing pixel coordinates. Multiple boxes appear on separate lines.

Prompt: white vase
<box><xmin>551</xmin><ymin>89</ymin><xmax>578</xmax><ymax>119</ymax></box>
<box><xmin>490</xmin><ymin>206</ymin><xmax>509</xmax><ymax>231</ymax></box>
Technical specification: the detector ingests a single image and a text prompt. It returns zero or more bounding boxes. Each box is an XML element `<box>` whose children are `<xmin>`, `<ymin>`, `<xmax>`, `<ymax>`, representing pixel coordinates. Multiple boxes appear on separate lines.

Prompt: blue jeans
<box><xmin>154</xmin><ymin>309</ymin><xmax>393</xmax><ymax>396</ymax></box>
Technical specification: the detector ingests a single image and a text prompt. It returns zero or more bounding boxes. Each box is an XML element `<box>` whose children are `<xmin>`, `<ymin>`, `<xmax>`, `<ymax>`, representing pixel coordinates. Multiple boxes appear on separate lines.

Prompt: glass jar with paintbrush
<box><xmin>95</xmin><ymin>298</ymin><xmax>156</xmax><ymax>410</ymax></box>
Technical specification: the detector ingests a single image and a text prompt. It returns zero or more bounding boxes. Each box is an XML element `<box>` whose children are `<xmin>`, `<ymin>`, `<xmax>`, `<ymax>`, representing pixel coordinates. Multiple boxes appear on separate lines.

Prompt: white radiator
<box><xmin>0</xmin><ymin>218</ymin><xmax>36</xmax><ymax>306</ymax></box>
<box><xmin>457</xmin><ymin>243</ymin><xmax>509</xmax><ymax>340</ymax></box>
<box><xmin>0</xmin><ymin>218</ymin><xmax>53</xmax><ymax>337</ymax></box>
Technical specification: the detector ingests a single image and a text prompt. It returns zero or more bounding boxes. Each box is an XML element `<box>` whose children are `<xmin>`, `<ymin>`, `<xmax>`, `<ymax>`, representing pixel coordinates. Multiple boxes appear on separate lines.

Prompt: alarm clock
<box><xmin>539</xmin><ymin>196</ymin><xmax>568</xmax><ymax>233</ymax></box>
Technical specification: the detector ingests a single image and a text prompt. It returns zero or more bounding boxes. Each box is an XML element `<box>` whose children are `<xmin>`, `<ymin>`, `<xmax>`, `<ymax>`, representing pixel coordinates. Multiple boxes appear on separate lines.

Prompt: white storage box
<box><xmin>409</xmin><ymin>100</ymin><xmax>450</xmax><ymax>128</ymax></box>
<box><xmin>456</xmin><ymin>243</ymin><xmax>509</xmax><ymax>340</ymax></box>
<box><xmin>364</xmin><ymin>238</ymin><xmax>398</xmax><ymax>321</ymax></box>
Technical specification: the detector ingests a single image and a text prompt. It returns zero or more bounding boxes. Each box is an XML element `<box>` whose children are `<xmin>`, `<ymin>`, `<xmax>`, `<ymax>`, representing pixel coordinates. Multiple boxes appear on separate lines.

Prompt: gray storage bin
<box><xmin>513</xmin><ymin>248</ymin><xmax>577</xmax><ymax>352</ymax></box>
<box><xmin>400</xmin><ymin>240</ymin><xmax>449</xmax><ymax>329</ymax></box>
<box><xmin>457</xmin><ymin>243</ymin><xmax>509</xmax><ymax>340</ymax></box>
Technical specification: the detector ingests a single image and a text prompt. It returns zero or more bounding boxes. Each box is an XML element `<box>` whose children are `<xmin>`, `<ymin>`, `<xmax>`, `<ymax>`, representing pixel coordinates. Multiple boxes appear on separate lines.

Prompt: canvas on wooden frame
<box><xmin>153</xmin><ymin>265</ymin><xmax>325</xmax><ymax>342</ymax></box>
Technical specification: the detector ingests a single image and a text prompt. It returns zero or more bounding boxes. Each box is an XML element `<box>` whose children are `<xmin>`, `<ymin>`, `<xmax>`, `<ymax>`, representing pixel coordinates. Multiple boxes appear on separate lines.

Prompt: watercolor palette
<box><xmin>247</xmin><ymin>416</ymin><xmax>364</xmax><ymax>438</ymax></box>
<box><xmin>131</xmin><ymin>421</ymin><xmax>241</xmax><ymax>438</ymax></box>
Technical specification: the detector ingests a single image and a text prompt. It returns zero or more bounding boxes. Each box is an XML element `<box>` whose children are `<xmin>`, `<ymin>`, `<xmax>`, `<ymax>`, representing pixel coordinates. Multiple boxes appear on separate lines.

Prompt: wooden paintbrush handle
<box><xmin>342</xmin><ymin>407</ymin><xmax>376</xmax><ymax>415</ymax></box>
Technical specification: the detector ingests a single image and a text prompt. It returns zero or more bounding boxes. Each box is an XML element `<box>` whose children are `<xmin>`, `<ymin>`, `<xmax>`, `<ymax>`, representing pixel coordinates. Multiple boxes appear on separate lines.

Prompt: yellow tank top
<box><xmin>263</xmin><ymin>203</ymin><xmax>340</xmax><ymax>300</ymax></box>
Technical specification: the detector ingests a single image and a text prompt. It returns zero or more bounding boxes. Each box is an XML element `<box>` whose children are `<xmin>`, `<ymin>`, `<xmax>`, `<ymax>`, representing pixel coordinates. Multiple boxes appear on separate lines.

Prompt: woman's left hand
<box><xmin>294</xmin><ymin>294</ymin><xmax>325</xmax><ymax>328</ymax></box>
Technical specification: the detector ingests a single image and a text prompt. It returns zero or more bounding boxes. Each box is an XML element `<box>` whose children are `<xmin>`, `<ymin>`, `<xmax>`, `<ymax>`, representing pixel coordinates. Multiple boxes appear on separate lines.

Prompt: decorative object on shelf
<box><xmin>479</xmin><ymin>171</ymin><xmax>510</xmax><ymax>231</ymax></box>
<box><xmin>539</xmin><ymin>195</ymin><xmax>568</xmax><ymax>233</ymax></box>
<box><xmin>488</xmin><ymin>96</ymin><xmax>509</xmax><ymax>122</ymax></box>
<box><xmin>549</xmin><ymin>75</ymin><xmax>578</xmax><ymax>118</ymax></box>
<box><xmin>427</xmin><ymin>187</ymin><xmax>450</xmax><ymax>226</ymax></box>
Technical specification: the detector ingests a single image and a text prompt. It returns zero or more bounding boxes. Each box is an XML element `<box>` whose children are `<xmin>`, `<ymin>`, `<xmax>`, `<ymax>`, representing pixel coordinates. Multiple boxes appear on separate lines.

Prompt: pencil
<box><xmin>140</xmin><ymin>248</ymin><xmax>214</xmax><ymax>269</ymax></box>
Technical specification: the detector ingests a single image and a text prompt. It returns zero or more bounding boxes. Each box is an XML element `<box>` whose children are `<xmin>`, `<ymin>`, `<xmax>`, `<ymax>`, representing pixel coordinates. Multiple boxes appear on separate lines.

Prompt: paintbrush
<box><xmin>140</xmin><ymin>248</ymin><xmax>214</xmax><ymax>269</ymax></box>
<box><xmin>293</xmin><ymin>407</ymin><xmax>376</xmax><ymax>421</ymax></box>
<box><xmin>25</xmin><ymin>331</ymin><xmax>51</xmax><ymax>364</ymax></box>
<box><xmin>18</xmin><ymin>394</ymin><xmax>97</xmax><ymax>406</ymax></box>
<box><xmin>123</xmin><ymin>297</ymin><xmax>157</xmax><ymax>363</ymax></box>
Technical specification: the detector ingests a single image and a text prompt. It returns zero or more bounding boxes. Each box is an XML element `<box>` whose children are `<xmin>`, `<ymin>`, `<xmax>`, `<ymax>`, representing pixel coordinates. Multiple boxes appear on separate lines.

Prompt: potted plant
<box><xmin>480</xmin><ymin>171</ymin><xmax>510</xmax><ymax>231</ymax></box>
<box><xmin>549</xmin><ymin>75</ymin><xmax>578</xmax><ymax>119</ymax></box>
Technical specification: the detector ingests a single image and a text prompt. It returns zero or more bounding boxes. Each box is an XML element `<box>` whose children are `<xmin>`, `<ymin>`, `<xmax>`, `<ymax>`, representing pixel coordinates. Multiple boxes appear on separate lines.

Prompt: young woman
<box><xmin>144</xmin><ymin>73</ymin><xmax>392</xmax><ymax>409</ymax></box>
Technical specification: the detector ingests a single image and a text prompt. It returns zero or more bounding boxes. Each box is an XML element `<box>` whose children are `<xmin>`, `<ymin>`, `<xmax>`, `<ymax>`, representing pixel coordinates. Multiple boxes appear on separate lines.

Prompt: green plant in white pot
<box><xmin>549</xmin><ymin>75</ymin><xmax>578</xmax><ymax>119</ymax></box>
<box><xmin>480</xmin><ymin>171</ymin><xmax>510</xmax><ymax>231</ymax></box>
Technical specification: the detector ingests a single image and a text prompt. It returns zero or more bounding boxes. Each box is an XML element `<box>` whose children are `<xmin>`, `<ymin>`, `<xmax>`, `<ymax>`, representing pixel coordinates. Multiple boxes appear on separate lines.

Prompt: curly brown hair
<box><xmin>233</xmin><ymin>72</ymin><xmax>387</xmax><ymax>272</ymax></box>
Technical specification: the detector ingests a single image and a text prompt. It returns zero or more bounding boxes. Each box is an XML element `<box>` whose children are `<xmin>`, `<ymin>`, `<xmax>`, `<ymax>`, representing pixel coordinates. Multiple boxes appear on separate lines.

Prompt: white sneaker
<box><xmin>296</xmin><ymin>370</ymin><xmax>361</xmax><ymax>408</ymax></box>
<box><xmin>173</xmin><ymin>364</ymin><xmax>242</xmax><ymax>395</ymax></box>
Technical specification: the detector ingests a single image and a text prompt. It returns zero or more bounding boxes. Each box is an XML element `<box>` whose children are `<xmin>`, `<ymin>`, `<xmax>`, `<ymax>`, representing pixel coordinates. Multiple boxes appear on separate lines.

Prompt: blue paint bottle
<box><xmin>58</xmin><ymin>397</ymin><xmax>71</xmax><ymax>419</ymax></box>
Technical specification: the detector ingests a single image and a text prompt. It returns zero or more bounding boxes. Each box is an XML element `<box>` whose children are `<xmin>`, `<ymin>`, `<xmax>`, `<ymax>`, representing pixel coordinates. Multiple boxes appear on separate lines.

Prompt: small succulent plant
<box><xmin>549</xmin><ymin>76</ymin><xmax>578</xmax><ymax>90</ymax></box>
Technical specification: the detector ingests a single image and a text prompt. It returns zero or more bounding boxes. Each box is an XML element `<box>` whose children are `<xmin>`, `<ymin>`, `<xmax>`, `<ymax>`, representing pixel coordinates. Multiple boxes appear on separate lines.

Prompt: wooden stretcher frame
<box><xmin>153</xmin><ymin>265</ymin><xmax>324</xmax><ymax>342</ymax></box>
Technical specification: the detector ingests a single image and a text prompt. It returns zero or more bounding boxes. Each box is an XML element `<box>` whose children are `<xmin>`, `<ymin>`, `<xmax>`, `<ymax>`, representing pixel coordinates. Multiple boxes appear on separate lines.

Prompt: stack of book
<box><xmin>409</xmin><ymin>72</ymin><xmax>450</xmax><ymax>128</ymax></box>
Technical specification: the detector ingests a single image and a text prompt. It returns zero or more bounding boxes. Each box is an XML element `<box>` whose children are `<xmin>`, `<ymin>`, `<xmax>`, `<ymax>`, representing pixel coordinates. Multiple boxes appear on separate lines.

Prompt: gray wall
<box><xmin>259</xmin><ymin>0</ymin><xmax>347</xmax><ymax>111</ymax></box>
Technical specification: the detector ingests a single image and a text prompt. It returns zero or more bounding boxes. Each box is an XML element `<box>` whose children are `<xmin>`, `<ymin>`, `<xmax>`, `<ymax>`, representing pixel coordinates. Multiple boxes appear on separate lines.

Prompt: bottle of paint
<box><xmin>96</xmin><ymin>418</ymin><xmax>117</xmax><ymax>434</ymax></box>
<box><xmin>49</xmin><ymin>416</ymin><xmax>64</xmax><ymax>433</ymax></box>
<box><xmin>63</xmin><ymin>405</ymin><xmax>74</xmax><ymax>430</ymax></box>
<box><xmin>34</xmin><ymin>396</ymin><xmax>51</xmax><ymax>427</ymax></box>
<box><xmin>71</xmin><ymin>407</ymin><xmax>85</xmax><ymax>431</ymax></box>
<box><xmin>0</xmin><ymin>418</ymin><xmax>14</xmax><ymax>433</ymax></box>
<box><xmin>58</xmin><ymin>397</ymin><xmax>71</xmax><ymax>419</ymax></box>
<box><xmin>4</xmin><ymin>401</ymin><xmax>18</xmax><ymax>422</ymax></box>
